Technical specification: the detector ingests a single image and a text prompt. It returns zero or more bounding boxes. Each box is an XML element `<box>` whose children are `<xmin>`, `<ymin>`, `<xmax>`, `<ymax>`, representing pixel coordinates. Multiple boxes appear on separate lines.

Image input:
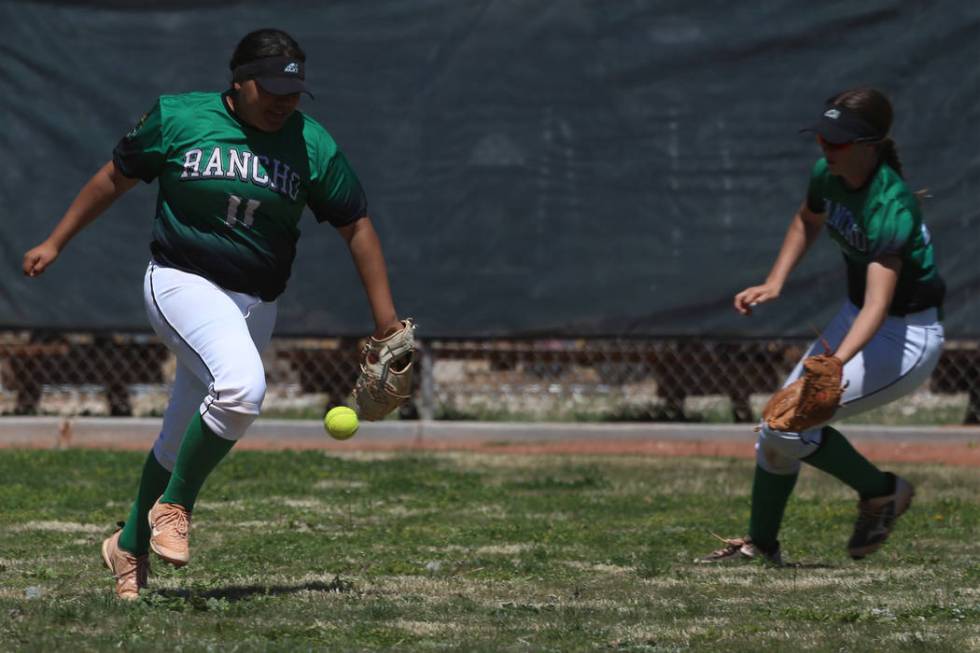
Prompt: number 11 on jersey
<box><xmin>225</xmin><ymin>194</ymin><xmax>260</xmax><ymax>228</ymax></box>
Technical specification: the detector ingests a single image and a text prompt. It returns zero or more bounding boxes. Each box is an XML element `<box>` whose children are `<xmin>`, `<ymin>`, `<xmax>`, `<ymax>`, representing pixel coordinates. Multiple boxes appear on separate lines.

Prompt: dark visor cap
<box><xmin>232</xmin><ymin>56</ymin><xmax>313</xmax><ymax>98</ymax></box>
<box><xmin>799</xmin><ymin>104</ymin><xmax>882</xmax><ymax>144</ymax></box>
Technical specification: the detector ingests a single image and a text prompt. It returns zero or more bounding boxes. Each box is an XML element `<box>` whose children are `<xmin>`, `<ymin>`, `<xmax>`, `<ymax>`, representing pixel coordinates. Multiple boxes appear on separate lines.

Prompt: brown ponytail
<box><xmin>877</xmin><ymin>137</ymin><xmax>904</xmax><ymax>178</ymax></box>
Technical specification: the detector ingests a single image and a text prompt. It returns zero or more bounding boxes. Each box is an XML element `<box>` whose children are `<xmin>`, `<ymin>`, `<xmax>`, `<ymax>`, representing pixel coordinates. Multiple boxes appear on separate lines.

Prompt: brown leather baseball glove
<box><xmin>351</xmin><ymin>319</ymin><xmax>416</xmax><ymax>421</ymax></box>
<box><xmin>761</xmin><ymin>354</ymin><xmax>844</xmax><ymax>432</ymax></box>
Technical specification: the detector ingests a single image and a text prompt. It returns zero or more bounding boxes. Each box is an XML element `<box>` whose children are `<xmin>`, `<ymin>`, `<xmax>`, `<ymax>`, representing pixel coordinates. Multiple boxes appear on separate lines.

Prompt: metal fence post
<box><xmin>418</xmin><ymin>341</ymin><xmax>435</xmax><ymax>421</ymax></box>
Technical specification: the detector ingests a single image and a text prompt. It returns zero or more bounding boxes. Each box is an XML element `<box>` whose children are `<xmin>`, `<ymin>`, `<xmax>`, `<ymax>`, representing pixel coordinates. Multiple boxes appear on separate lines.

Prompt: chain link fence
<box><xmin>1</xmin><ymin>330</ymin><xmax>977</xmax><ymax>424</ymax></box>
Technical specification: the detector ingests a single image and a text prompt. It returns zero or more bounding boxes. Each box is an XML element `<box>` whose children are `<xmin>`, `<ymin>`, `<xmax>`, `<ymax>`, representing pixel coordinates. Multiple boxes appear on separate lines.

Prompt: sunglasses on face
<box><xmin>817</xmin><ymin>135</ymin><xmax>853</xmax><ymax>152</ymax></box>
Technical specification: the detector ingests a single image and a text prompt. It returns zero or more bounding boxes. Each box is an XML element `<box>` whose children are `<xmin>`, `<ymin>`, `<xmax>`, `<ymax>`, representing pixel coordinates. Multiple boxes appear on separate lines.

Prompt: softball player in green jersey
<box><xmin>22</xmin><ymin>29</ymin><xmax>405</xmax><ymax>600</ymax></box>
<box><xmin>701</xmin><ymin>88</ymin><xmax>946</xmax><ymax>565</ymax></box>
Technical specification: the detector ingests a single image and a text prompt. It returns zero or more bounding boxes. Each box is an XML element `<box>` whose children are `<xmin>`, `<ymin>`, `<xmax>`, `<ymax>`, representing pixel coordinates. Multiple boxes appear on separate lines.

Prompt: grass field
<box><xmin>1</xmin><ymin>449</ymin><xmax>978</xmax><ymax>652</ymax></box>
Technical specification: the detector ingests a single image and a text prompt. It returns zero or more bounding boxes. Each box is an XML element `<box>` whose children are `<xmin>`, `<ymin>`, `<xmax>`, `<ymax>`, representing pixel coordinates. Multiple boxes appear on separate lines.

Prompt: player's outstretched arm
<box><xmin>733</xmin><ymin>201</ymin><xmax>826</xmax><ymax>316</ymax></box>
<box><xmin>336</xmin><ymin>216</ymin><xmax>402</xmax><ymax>338</ymax></box>
<box><xmin>23</xmin><ymin>161</ymin><xmax>139</xmax><ymax>277</ymax></box>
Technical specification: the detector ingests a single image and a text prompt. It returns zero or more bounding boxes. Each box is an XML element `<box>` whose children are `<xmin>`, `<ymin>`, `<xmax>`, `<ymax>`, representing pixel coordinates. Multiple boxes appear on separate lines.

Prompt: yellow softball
<box><xmin>324</xmin><ymin>406</ymin><xmax>359</xmax><ymax>440</ymax></box>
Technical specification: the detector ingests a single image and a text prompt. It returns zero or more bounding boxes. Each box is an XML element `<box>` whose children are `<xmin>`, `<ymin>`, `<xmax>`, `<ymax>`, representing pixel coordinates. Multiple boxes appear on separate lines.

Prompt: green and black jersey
<box><xmin>114</xmin><ymin>92</ymin><xmax>367</xmax><ymax>301</ymax></box>
<box><xmin>806</xmin><ymin>158</ymin><xmax>945</xmax><ymax>316</ymax></box>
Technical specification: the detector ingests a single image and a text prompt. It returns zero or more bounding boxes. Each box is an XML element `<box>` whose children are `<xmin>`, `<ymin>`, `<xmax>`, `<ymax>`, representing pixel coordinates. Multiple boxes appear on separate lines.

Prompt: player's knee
<box><xmin>233</xmin><ymin>373</ymin><xmax>268</xmax><ymax>409</ymax></box>
<box><xmin>755</xmin><ymin>424</ymin><xmax>822</xmax><ymax>474</ymax></box>
<box><xmin>213</xmin><ymin>370</ymin><xmax>267</xmax><ymax>410</ymax></box>
<box><xmin>755</xmin><ymin>440</ymin><xmax>801</xmax><ymax>475</ymax></box>
<box><xmin>202</xmin><ymin>399</ymin><xmax>261</xmax><ymax>440</ymax></box>
<box><xmin>202</xmin><ymin>374</ymin><xmax>267</xmax><ymax>440</ymax></box>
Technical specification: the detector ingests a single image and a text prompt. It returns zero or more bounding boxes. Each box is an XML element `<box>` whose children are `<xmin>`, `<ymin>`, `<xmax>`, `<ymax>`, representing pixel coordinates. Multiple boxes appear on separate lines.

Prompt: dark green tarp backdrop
<box><xmin>2</xmin><ymin>1</ymin><xmax>977</xmax><ymax>336</ymax></box>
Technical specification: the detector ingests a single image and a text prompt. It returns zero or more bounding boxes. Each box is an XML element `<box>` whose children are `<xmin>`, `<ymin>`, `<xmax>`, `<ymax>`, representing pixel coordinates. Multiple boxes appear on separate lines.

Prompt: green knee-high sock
<box><xmin>160</xmin><ymin>413</ymin><xmax>236</xmax><ymax>513</ymax></box>
<box><xmin>802</xmin><ymin>426</ymin><xmax>892</xmax><ymax>500</ymax></box>
<box><xmin>747</xmin><ymin>465</ymin><xmax>799</xmax><ymax>550</ymax></box>
<box><xmin>118</xmin><ymin>450</ymin><xmax>172</xmax><ymax>555</ymax></box>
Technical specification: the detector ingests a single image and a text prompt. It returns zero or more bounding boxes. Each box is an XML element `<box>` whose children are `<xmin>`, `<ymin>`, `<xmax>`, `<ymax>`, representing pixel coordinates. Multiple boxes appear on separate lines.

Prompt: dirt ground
<box><xmin>4</xmin><ymin>424</ymin><xmax>977</xmax><ymax>467</ymax></box>
<box><xmin>8</xmin><ymin>439</ymin><xmax>980</xmax><ymax>466</ymax></box>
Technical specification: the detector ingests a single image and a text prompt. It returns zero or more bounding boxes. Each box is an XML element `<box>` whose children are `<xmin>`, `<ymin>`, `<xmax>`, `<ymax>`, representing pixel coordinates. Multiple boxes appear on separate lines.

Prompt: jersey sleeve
<box><xmin>308</xmin><ymin>150</ymin><xmax>368</xmax><ymax>227</ymax></box>
<box><xmin>868</xmin><ymin>200</ymin><xmax>916</xmax><ymax>259</ymax></box>
<box><xmin>112</xmin><ymin>99</ymin><xmax>167</xmax><ymax>183</ymax></box>
<box><xmin>805</xmin><ymin>158</ymin><xmax>828</xmax><ymax>213</ymax></box>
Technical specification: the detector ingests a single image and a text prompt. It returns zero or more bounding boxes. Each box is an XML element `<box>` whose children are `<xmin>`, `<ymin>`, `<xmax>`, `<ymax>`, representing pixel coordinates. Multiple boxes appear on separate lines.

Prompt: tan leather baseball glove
<box><xmin>352</xmin><ymin>318</ymin><xmax>416</xmax><ymax>421</ymax></box>
<box><xmin>762</xmin><ymin>354</ymin><xmax>844</xmax><ymax>432</ymax></box>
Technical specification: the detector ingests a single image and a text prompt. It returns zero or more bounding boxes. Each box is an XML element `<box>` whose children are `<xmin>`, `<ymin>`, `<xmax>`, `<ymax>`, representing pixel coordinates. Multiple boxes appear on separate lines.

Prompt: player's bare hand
<box><xmin>23</xmin><ymin>241</ymin><xmax>60</xmax><ymax>278</ymax></box>
<box><xmin>734</xmin><ymin>282</ymin><xmax>781</xmax><ymax>316</ymax></box>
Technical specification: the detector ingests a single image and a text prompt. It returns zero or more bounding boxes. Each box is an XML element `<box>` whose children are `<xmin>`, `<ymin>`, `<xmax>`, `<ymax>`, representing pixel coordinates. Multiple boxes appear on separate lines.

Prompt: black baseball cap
<box><xmin>800</xmin><ymin>102</ymin><xmax>883</xmax><ymax>144</ymax></box>
<box><xmin>232</xmin><ymin>56</ymin><xmax>313</xmax><ymax>98</ymax></box>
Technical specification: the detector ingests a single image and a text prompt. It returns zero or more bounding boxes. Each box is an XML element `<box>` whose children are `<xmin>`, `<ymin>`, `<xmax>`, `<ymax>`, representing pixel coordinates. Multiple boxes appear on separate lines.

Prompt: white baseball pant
<box><xmin>143</xmin><ymin>262</ymin><xmax>277</xmax><ymax>471</ymax></box>
<box><xmin>756</xmin><ymin>300</ymin><xmax>944</xmax><ymax>474</ymax></box>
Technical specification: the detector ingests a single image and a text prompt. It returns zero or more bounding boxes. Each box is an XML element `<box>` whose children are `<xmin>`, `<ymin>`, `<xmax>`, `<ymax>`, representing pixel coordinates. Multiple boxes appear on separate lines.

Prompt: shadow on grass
<box><xmin>149</xmin><ymin>575</ymin><xmax>355</xmax><ymax>604</ymax></box>
<box><xmin>779</xmin><ymin>562</ymin><xmax>838</xmax><ymax>570</ymax></box>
